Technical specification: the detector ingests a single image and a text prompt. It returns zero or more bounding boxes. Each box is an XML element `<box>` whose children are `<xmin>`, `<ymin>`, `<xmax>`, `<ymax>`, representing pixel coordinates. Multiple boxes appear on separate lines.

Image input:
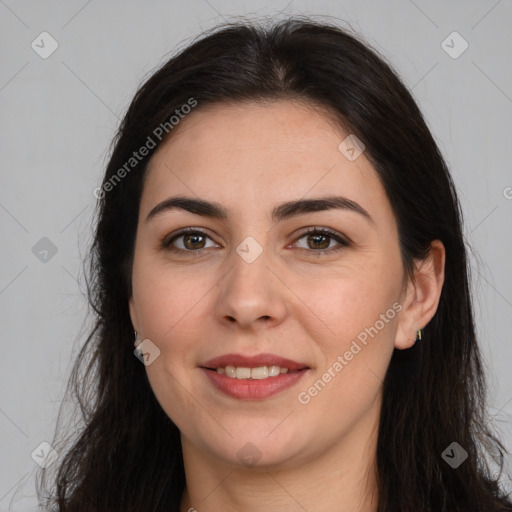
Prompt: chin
<box><xmin>197</xmin><ymin>422</ymin><xmax>312</xmax><ymax>470</ymax></box>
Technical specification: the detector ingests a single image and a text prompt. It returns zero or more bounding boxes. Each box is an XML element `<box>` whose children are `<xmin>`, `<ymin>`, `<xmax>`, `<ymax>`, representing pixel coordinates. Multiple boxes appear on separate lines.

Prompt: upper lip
<box><xmin>201</xmin><ymin>353</ymin><xmax>309</xmax><ymax>371</ymax></box>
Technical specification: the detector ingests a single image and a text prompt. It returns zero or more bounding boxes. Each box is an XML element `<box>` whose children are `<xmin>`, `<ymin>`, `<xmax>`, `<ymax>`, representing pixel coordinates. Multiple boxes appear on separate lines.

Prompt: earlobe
<box><xmin>394</xmin><ymin>240</ymin><xmax>446</xmax><ymax>350</ymax></box>
<box><xmin>129</xmin><ymin>296</ymin><xmax>138</xmax><ymax>332</ymax></box>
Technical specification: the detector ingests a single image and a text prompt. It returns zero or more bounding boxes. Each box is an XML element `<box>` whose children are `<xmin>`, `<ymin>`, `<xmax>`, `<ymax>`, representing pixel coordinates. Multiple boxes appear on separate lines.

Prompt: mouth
<box><xmin>200</xmin><ymin>353</ymin><xmax>310</xmax><ymax>399</ymax></box>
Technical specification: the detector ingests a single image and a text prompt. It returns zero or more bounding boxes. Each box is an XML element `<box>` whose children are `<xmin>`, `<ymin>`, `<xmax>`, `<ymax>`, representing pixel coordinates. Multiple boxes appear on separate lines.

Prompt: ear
<box><xmin>129</xmin><ymin>295</ymin><xmax>139</xmax><ymax>334</ymax></box>
<box><xmin>395</xmin><ymin>239</ymin><xmax>445</xmax><ymax>350</ymax></box>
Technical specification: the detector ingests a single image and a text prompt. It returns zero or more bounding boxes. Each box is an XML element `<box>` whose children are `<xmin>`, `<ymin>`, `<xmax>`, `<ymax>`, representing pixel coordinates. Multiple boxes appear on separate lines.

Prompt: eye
<box><xmin>293</xmin><ymin>227</ymin><xmax>350</xmax><ymax>255</ymax></box>
<box><xmin>162</xmin><ymin>227</ymin><xmax>350</xmax><ymax>256</ymax></box>
<box><xmin>162</xmin><ymin>228</ymin><xmax>219</xmax><ymax>253</ymax></box>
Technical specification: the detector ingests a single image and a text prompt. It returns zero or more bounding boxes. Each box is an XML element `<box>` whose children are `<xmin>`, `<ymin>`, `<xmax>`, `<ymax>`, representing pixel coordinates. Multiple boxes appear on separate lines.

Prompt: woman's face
<box><xmin>129</xmin><ymin>100</ymin><xmax>414</xmax><ymax>469</ymax></box>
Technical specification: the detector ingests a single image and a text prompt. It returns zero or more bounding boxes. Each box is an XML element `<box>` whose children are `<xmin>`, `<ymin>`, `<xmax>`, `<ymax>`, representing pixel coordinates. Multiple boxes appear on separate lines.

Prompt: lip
<box><xmin>200</xmin><ymin>353</ymin><xmax>310</xmax><ymax>400</ymax></box>
<box><xmin>201</xmin><ymin>367</ymin><xmax>309</xmax><ymax>400</ymax></box>
<box><xmin>201</xmin><ymin>353</ymin><xmax>308</xmax><ymax>372</ymax></box>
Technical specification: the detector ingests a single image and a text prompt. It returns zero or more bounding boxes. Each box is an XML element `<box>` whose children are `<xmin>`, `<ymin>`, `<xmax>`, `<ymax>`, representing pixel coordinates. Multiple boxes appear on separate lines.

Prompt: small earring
<box><xmin>134</xmin><ymin>330</ymin><xmax>143</xmax><ymax>357</ymax></box>
<box><xmin>416</xmin><ymin>328</ymin><xmax>422</xmax><ymax>341</ymax></box>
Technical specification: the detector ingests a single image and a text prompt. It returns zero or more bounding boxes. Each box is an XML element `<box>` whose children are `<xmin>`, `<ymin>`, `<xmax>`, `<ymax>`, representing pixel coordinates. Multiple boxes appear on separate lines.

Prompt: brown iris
<box><xmin>307</xmin><ymin>233</ymin><xmax>330</xmax><ymax>250</ymax></box>
<box><xmin>183</xmin><ymin>233</ymin><xmax>206</xmax><ymax>250</ymax></box>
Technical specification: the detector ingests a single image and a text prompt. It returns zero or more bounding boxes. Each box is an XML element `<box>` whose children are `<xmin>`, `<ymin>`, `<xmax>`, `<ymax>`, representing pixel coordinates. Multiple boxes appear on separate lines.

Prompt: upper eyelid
<box><xmin>296</xmin><ymin>228</ymin><xmax>349</xmax><ymax>245</ymax></box>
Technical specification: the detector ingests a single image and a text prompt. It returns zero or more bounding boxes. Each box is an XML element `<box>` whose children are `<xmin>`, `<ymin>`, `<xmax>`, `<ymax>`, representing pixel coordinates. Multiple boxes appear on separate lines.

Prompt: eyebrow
<box><xmin>146</xmin><ymin>195</ymin><xmax>374</xmax><ymax>225</ymax></box>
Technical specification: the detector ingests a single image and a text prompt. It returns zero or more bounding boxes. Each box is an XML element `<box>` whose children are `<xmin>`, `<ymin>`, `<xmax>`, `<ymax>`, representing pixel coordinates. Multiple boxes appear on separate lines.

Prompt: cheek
<box><xmin>131</xmin><ymin>260</ymin><xmax>212</xmax><ymax>414</ymax></box>
<box><xmin>294</xmin><ymin>281</ymin><xmax>397</xmax><ymax>439</ymax></box>
<box><xmin>132</xmin><ymin>264</ymin><xmax>211</xmax><ymax>429</ymax></box>
<box><xmin>132</xmin><ymin>257</ymin><xmax>211</xmax><ymax>341</ymax></box>
<box><xmin>290</xmin><ymin>259</ymin><xmax>400</xmax><ymax>401</ymax></box>
<box><xmin>291</xmin><ymin>260</ymin><xmax>401</xmax><ymax>348</ymax></box>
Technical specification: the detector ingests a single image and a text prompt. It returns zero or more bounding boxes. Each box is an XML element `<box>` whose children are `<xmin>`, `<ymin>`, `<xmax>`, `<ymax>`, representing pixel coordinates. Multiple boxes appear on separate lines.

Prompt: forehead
<box><xmin>141</xmin><ymin>100</ymin><xmax>392</xmax><ymax>223</ymax></box>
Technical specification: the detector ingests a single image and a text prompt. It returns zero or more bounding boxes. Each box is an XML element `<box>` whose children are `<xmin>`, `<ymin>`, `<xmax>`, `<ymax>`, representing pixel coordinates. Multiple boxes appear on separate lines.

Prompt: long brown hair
<box><xmin>37</xmin><ymin>17</ymin><xmax>512</xmax><ymax>511</ymax></box>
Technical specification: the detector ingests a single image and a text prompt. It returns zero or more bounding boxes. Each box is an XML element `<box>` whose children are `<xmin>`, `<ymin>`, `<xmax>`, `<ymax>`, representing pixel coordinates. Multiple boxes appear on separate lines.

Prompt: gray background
<box><xmin>1</xmin><ymin>0</ymin><xmax>511</xmax><ymax>509</ymax></box>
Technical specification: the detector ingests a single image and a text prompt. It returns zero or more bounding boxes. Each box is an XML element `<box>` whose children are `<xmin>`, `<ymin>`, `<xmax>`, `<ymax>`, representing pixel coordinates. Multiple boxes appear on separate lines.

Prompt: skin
<box><xmin>129</xmin><ymin>100</ymin><xmax>445</xmax><ymax>512</ymax></box>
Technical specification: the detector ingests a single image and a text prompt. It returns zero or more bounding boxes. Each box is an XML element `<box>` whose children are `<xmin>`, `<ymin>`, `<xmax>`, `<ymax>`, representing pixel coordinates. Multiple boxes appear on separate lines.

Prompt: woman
<box><xmin>38</xmin><ymin>17</ymin><xmax>512</xmax><ymax>512</ymax></box>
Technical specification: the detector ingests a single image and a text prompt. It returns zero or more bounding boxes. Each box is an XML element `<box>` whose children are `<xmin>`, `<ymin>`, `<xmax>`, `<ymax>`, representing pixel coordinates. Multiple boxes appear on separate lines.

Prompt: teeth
<box><xmin>236</xmin><ymin>367</ymin><xmax>251</xmax><ymax>379</ymax></box>
<box><xmin>268</xmin><ymin>365</ymin><xmax>281</xmax><ymax>377</ymax></box>
<box><xmin>251</xmin><ymin>366</ymin><xmax>268</xmax><ymax>380</ymax></box>
<box><xmin>217</xmin><ymin>365</ymin><xmax>290</xmax><ymax>380</ymax></box>
<box><xmin>224</xmin><ymin>365</ymin><xmax>237</xmax><ymax>378</ymax></box>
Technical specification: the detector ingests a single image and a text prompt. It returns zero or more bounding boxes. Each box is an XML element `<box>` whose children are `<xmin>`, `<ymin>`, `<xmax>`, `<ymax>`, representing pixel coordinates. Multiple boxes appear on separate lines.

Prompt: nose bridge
<box><xmin>227</xmin><ymin>236</ymin><xmax>273</xmax><ymax>300</ymax></box>
<box><xmin>215</xmin><ymin>234</ymin><xmax>286</xmax><ymax>328</ymax></box>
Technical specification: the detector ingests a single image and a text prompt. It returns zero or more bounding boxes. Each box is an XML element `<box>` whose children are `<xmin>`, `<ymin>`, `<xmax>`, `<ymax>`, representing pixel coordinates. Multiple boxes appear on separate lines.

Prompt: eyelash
<box><xmin>161</xmin><ymin>227</ymin><xmax>350</xmax><ymax>257</ymax></box>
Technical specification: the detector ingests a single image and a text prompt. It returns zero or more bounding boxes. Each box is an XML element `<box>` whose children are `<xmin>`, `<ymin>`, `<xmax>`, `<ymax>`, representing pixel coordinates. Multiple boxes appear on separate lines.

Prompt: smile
<box><xmin>200</xmin><ymin>353</ymin><xmax>310</xmax><ymax>400</ymax></box>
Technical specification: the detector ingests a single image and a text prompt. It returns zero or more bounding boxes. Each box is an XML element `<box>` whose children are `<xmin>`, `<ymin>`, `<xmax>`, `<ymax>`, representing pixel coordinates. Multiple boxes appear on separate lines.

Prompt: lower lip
<box><xmin>201</xmin><ymin>368</ymin><xmax>309</xmax><ymax>400</ymax></box>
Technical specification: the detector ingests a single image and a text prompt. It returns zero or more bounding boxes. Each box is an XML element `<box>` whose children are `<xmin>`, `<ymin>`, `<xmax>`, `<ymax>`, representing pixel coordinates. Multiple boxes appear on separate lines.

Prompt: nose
<box><xmin>214</xmin><ymin>243</ymin><xmax>288</xmax><ymax>331</ymax></box>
